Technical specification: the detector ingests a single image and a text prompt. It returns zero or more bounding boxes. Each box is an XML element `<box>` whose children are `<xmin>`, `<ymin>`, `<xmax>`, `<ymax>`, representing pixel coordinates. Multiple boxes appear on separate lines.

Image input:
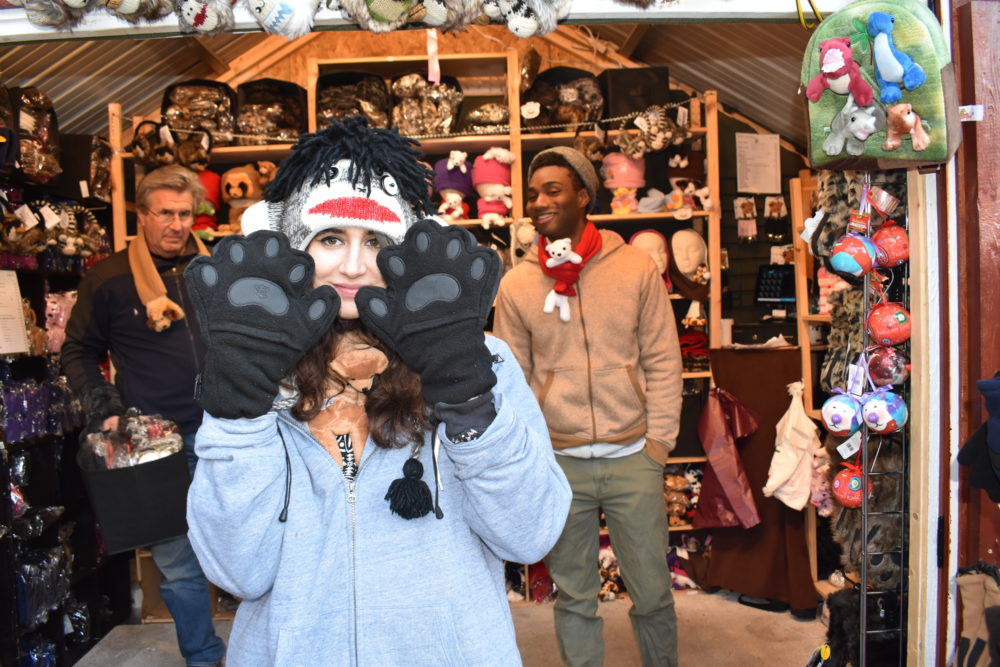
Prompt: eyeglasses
<box><xmin>144</xmin><ymin>208</ymin><xmax>193</xmax><ymax>223</ymax></box>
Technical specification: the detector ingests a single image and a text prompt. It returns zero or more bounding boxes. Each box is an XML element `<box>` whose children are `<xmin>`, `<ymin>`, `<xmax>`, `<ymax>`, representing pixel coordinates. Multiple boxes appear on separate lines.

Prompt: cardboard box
<box><xmin>81</xmin><ymin>451</ymin><xmax>190</xmax><ymax>555</ymax></box>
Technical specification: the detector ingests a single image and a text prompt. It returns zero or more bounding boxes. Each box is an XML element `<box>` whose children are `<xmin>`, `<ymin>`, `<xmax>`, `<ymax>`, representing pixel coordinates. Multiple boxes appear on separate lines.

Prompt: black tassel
<box><xmin>385</xmin><ymin>457</ymin><xmax>434</xmax><ymax>519</ymax></box>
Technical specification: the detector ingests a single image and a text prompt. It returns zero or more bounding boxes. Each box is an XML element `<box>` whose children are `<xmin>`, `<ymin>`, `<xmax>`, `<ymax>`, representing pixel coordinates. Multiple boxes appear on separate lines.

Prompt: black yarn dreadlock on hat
<box><xmin>264</xmin><ymin>115</ymin><xmax>434</xmax><ymax>214</ymax></box>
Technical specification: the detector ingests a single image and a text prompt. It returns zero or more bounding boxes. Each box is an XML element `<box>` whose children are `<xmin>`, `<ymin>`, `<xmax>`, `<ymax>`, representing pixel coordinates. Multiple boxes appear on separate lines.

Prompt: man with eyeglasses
<box><xmin>62</xmin><ymin>165</ymin><xmax>226</xmax><ymax>667</ymax></box>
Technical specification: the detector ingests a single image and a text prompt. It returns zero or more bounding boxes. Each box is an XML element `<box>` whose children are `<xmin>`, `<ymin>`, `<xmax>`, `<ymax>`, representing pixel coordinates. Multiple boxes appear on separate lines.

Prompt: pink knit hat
<box><xmin>602</xmin><ymin>152</ymin><xmax>646</xmax><ymax>189</ymax></box>
<box><xmin>472</xmin><ymin>147</ymin><xmax>515</xmax><ymax>187</ymax></box>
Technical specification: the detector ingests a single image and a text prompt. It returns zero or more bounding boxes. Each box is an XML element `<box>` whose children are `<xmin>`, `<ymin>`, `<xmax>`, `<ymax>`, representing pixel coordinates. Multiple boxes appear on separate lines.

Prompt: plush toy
<box><xmin>471</xmin><ymin>147</ymin><xmax>515</xmax><ymax>229</ymax></box>
<box><xmin>433</xmin><ymin>151</ymin><xmax>474</xmax><ymax>223</ymax></box>
<box><xmin>868</xmin><ymin>11</ymin><xmax>927</xmax><ymax>104</ymax></box>
<box><xmin>194</xmin><ymin>169</ymin><xmax>222</xmax><ymax>232</ymax></box>
<box><xmin>307</xmin><ymin>331</ymin><xmax>389</xmax><ymax>460</ymax></box>
<box><xmin>542</xmin><ymin>237</ymin><xmax>580</xmax><ymax>322</ymax></box>
<box><xmin>23</xmin><ymin>0</ymin><xmax>97</xmax><ymax>30</ymax></box>
<box><xmin>176</xmin><ymin>0</ymin><xmax>236</xmax><ymax>33</ymax></box>
<box><xmin>664</xmin><ymin>489</ymin><xmax>691</xmax><ymax>527</ymax></box>
<box><xmin>805</xmin><ymin>37</ymin><xmax>873</xmax><ymax>106</ymax></box>
<box><xmin>821</xmin><ymin>392</ymin><xmax>863</xmax><ymax>437</ymax></box>
<box><xmin>219</xmin><ymin>160</ymin><xmax>277</xmax><ymax>234</ymax></box>
<box><xmin>23</xmin><ymin>299</ymin><xmax>48</xmax><ymax>356</ymax></box>
<box><xmin>57</xmin><ymin>214</ymin><xmax>88</xmax><ymax>257</ymax></box>
<box><xmin>489</xmin><ymin>0</ymin><xmax>568</xmax><ymax>37</ymax></box>
<box><xmin>339</xmin><ymin>0</ymin><xmax>415</xmax><ymax>32</ymax></box>
<box><xmin>44</xmin><ymin>290</ymin><xmax>77</xmax><ymax>355</ymax></box>
<box><xmin>670</xmin><ymin>177</ymin><xmax>712</xmax><ymax>212</ymax></box>
<box><xmin>602</xmin><ymin>152</ymin><xmax>644</xmax><ymax>215</ymax></box>
<box><xmin>244</xmin><ymin>0</ymin><xmax>319</xmax><ymax>38</ymax></box>
<box><xmin>128</xmin><ymin>122</ymin><xmax>177</xmax><ymax>168</ymax></box>
<box><xmin>175</xmin><ymin>129</ymin><xmax>212</xmax><ymax>171</ymax></box>
<box><xmin>509</xmin><ymin>217</ymin><xmax>536</xmax><ymax>267</ymax></box>
<box><xmin>861</xmin><ymin>388</ymin><xmax>908</xmax><ymax>434</ymax></box>
<box><xmin>883</xmin><ymin>103</ymin><xmax>930</xmax><ymax>151</ymax></box>
<box><xmin>823</xmin><ymin>93</ymin><xmax>886</xmax><ymax>157</ymax></box>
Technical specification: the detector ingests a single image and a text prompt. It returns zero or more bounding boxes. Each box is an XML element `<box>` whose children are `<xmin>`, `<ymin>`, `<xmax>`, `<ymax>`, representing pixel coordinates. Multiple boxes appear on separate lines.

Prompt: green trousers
<box><xmin>547</xmin><ymin>450</ymin><xmax>678</xmax><ymax>667</ymax></box>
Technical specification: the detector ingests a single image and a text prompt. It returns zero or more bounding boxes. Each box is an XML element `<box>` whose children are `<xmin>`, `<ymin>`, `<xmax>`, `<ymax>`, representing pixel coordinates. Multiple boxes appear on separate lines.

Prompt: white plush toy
<box><xmin>542</xmin><ymin>237</ymin><xmax>581</xmax><ymax>322</ymax></box>
<box><xmin>176</xmin><ymin>0</ymin><xmax>236</xmax><ymax>33</ymax></box>
<box><xmin>245</xmin><ymin>0</ymin><xmax>321</xmax><ymax>38</ymax></box>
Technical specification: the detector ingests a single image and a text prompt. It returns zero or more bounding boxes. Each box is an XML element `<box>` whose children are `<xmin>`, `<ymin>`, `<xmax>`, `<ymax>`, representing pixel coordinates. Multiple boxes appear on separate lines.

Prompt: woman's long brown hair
<box><xmin>287</xmin><ymin>319</ymin><xmax>430</xmax><ymax>449</ymax></box>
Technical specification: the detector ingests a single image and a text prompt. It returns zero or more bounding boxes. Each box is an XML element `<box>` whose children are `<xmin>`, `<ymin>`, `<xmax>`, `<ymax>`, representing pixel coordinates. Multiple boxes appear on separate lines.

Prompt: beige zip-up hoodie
<box><xmin>494</xmin><ymin>229</ymin><xmax>683</xmax><ymax>464</ymax></box>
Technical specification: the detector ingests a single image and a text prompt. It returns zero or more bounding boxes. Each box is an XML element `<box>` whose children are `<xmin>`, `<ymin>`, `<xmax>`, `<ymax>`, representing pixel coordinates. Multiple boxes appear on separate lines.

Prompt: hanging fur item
<box><xmin>175</xmin><ymin>0</ymin><xmax>236</xmax><ymax>33</ymax></box>
<box><xmin>495</xmin><ymin>0</ymin><xmax>569</xmax><ymax>38</ymax></box>
<box><xmin>408</xmin><ymin>0</ymin><xmax>479</xmax><ymax>32</ymax></box>
<box><xmin>102</xmin><ymin>0</ymin><xmax>173</xmax><ymax>23</ymax></box>
<box><xmin>244</xmin><ymin>0</ymin><xmax>321</xmax><ymax>39</ymax></box>
<box><xmin>339</xmin><ymin>0</ymin><xmax>412</xmax><ymax>32</ymax></box>
<box><xmin>23</xmin><ymin>0</ymin><xmax>98</xmax><ymax>30</ymax></box>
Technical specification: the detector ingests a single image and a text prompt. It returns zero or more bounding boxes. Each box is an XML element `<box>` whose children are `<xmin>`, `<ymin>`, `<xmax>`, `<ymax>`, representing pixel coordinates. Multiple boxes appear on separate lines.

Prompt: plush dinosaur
<box><xmin>806</xmin><ymin>37</ymin><xmax>873</xmax><ymax>106</ymax></box>
<box><xmin>868</xmin><ymin>11</ymin><xmax>926</xmax><ymax>104</ymax></box>
<box><xmin>823</xmin><ymin>93</ymin><xmax>886</xmax><ymax>157</ymax></box>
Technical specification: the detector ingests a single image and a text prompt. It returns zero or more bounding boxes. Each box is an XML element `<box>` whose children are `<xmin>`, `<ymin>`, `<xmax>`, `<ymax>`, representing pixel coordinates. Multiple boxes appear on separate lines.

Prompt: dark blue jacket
<box><xmin>62</xmin><ymin>246</ymin><xmax>206</xmax><ymax>435</ymax></box>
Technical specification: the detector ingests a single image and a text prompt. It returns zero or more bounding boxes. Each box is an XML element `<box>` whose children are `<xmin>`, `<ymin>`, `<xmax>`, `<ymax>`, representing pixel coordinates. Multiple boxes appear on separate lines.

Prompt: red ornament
<box><xmin>867</xmin><ymin>302</ymin><xmax>911</xmax><ymax>346</ymax></box>
<box><xmin>832</xmin><ymin>462</ymin><xmax>874</xmax><ymax>508</ymax></box>
<box><xmin>872</xmin><ymin>224</ymin><xmax>909</xmax><ymax>267</ymax></box>
<box><xmin>867</xmin><ymin>346</ymin><xmax>911</xmax><ymax>386</ymax></box>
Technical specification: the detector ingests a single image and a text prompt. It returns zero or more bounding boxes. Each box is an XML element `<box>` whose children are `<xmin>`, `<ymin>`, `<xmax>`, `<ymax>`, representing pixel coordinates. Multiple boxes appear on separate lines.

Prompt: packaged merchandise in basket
<box><xmin>77</xmin><ymin>407</ymin><xmax>184</xmax><ymax>472</ymax></box>
<box><xmin>390</xmin><ymin>72</ymin><xmax>463</xmax><ymax>137</ymax></box>
<box><xmin>162</xmin><ymin>79</ymin><xmax>236</xmax><ymax>147</ymax></box>
<box><xmin>520</xmin><ymin>67</ymin><xmax>603</xmax><ymax>133</ymax></box>
<box><xmin>463</xmin><ymin>102</ymin><xmax>509</xmax><ymax>135</ymax></box>
<box><xmin>316</xmin><ymin>72</ymin><xmax>392</xmax><ymax>129</ymax></box>
<box><xmin>11</xmin><ymin>86</ymin><xmax>62</xmax><ymax>184</ymax></box>
<box><xmin>236</xmin><ymin>78</ymin><xmax>307</xmax><ymax>146</ymax></box>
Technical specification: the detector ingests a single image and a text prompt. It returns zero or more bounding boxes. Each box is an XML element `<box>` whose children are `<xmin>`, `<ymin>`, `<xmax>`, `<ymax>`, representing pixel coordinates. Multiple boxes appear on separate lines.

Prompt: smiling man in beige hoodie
<box><xmin>494</xmin><ymin>146</ymin><xmax>683</xmax><ymax>667</ymax></box>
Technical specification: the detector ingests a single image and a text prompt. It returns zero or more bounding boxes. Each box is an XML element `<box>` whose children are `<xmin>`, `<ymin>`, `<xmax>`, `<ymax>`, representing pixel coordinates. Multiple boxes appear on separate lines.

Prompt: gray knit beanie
<box><xmin>528</xmin><ymin>146</ymin><xmax>599</xmax><ymax>213</ymax></box>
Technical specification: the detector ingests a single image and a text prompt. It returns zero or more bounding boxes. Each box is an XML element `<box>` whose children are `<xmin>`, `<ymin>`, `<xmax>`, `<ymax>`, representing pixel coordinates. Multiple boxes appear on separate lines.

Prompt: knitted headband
<box><xmin>528</xmin><ymin>146</ymin><xmax>599</xmax><ymax>213</ymax></box>
<box><xmin>242</xmin><ymin>116</ymin><xmax>434</xmax><ymax>249</ymax></box>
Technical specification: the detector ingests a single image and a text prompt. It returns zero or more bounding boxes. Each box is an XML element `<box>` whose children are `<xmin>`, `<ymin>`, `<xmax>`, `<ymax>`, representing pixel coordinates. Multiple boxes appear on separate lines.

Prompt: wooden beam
<box><xmin>187</xmin><ymin>37</ymin><xmax>230</xmax><ymax>76</ymax></box>
<box><xmin>216</xmin><ymin>33</ymin><xmax>323</xmax><ymax>88</ymax></box>
<box><xmin>617</xmin><ymin>23</ymin><xmax>650</xmax><ymax>59</ymax></box>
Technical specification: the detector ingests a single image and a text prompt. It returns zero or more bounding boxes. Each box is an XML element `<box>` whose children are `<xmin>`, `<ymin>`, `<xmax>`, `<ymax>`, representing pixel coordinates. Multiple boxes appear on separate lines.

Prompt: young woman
<box><xmin>183</xmin><ymin>117</ymin><xmax>571</xmax><ymax>666</ymax></box>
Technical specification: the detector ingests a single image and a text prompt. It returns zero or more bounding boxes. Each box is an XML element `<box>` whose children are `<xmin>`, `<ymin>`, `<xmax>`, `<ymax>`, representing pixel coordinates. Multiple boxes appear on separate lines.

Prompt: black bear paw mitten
<box><xmin>356</xmin><ymin>219</ymin><xmax>501</xmax><ymax>406</ymax></box>
<box><xmin>184</xmin><ymin>230</ymin><xmax>341</xmax><ymax>419</ymax></box>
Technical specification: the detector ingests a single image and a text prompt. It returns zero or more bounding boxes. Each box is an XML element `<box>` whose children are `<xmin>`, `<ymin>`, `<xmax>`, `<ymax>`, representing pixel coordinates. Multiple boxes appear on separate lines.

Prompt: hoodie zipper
<box><xmin>348</xmin><ymin>444</ymin><xmax>374</xmax><ymax>666</ymax></box>
<box><xmin>576</xmin><ymin>284</ymin><xmax>598</xmax><ymax>440</ymax></box>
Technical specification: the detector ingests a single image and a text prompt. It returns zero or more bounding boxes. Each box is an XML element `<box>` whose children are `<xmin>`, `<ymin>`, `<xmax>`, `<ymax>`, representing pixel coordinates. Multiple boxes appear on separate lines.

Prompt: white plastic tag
<box><xmin>837</xmin><ymin>431</ymin><xmax>862</xmax><ymax>459</ymax></box>
<box><xmin>959</xmin><ymin>105</ymin><xmax>984</xmax><ymax>122</ymax></box>
<box><xmin>847</xmin><ymin>360</ymin><xmax>866</xmax><ymax>397</ymax></box>
<box><xmin>79</xmin><ymin>179</ymin><xmax>90</xmax><ymax>199</ymax></box>
<box><xmin>802</xmin><ymin>210</ymin><xmax>823</xmax><ymax>244</ymax></box>
<box><xmin>39</xmin><ymin>205</ymin><xmax>61</xmax><ymax>229</ymax></box>
<box><xmin>19</xmin><ymin>110</ymin><xmax>36</xmax><ymax>134</ymax></box>
<box><xmin>15</xmin><ymin>204</ymin><xmax>39</xmax><ymax>229</ymax></box>
<box><xmin>594</xmin><ymin>123</ymin><xmax>606</xmax><ymax>143</ymax></box>
<box><xmin>676</xmin><ymin>106</ymin><xmax>689</xmax><ymax>126</ymax></box>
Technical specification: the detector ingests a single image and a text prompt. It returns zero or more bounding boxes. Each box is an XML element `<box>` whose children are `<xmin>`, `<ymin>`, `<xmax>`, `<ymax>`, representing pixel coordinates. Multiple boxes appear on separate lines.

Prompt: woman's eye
<box><xmin>365</xmin><ymin>237</ymin><xmax>383</xmax><ymax>249</ymax></box>
<box><xmin>381</xmin><ymin>174</ymin><xmax>399</xmax><ymax>195</ymax></box>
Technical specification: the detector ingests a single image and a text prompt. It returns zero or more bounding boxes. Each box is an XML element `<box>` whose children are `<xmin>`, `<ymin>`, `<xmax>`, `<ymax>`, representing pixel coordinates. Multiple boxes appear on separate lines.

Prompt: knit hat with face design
<box><xmin>241</xmin><ymin>116</ymin><xmax>434</xmax><ymax>249</ymax></box>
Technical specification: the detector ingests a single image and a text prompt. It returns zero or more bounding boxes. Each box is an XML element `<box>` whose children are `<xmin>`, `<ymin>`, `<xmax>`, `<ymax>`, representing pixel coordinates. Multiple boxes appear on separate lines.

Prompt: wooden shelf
<box><xmin>521</xmin><ymin>126</ymin><xmax>707</xmax><ymax>152</ymax></box>
<box><xmin>800</xmin><ymin>314</ymin><xmax>833</xmax><ymax>324</ymax></box>
<box><xmin>211</xmin><ymin>143</ymin><xmax>294</xmax><ymax>163</ymax></box>
<box><xmin>667</xmin><ymin>456</ymin><xmax>707</xmax><ymax>464</ymax></box>
<box><xmin>591</xmin><ymin>211</ymin><xmax>710</xmax><ymax>223</ymax></box>
<box><xmin>414</xmin><ymin>134</ymin><xmax>511</xmax><ymax>155</ymax></box>
<box><xmin>682</xmin><ymin>371</ymin><xmax>712</xmax><ymax>379</ymax></box>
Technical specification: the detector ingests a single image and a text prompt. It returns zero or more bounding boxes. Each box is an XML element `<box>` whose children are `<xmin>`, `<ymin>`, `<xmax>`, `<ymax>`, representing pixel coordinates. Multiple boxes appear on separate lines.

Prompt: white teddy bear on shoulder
<box><xmin>543</xmin><ymin>237</ymin><xmax>581</xmax><ymax>322</ymax></box>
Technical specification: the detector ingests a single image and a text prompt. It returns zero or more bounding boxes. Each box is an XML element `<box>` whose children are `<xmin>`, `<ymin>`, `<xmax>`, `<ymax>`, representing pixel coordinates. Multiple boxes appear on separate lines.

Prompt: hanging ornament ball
<box><xmin>867</xmin><ymin>302</ymin><xmax>911</xmax><ymax>346</ymax></box>
<box><xmin>872</xmin><ymin>224</ymin><xmax>910</xmax><ymax>267</ymax></box>
<box><xmin>861</xmin><ymin>389</ymin><xmax>909</xmax><ymax>434</ymax></box>
<box><xmin>832</xmin><ymin>463</ymin><xmax>874</xmax><ymax>508</ymax></box>
<box><xmin>821</xmin><ymin>393</ymin><xmax>864</xmax><ymax>437</ymax></box>
<box><xmin>829</xmin><ymin>234</ymin><xmax>884</xmax><ymax>278</ymax></box>
<box><xmin>867</xmin><ymin>346</ymin><xmax>911</xmax><ymax>386</ymax></box>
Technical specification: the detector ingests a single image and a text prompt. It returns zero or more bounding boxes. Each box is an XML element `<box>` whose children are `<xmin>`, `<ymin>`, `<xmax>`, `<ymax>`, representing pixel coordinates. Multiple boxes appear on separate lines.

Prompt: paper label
<box><xmin>39</xmin><ymin>205</ymin><xmax>61</xmax><ymax>229</ymax></box>
<box><xmin>848</xmin><ymin>210</ymin><xmax>870</xmax><ymax>235</ymax></box>
<box><xmin>676</xmin><ymin>106</ymin><xmax>689</xmax><ymax>127</ymax></box>
<box><xmin>19</xmin><ymin>110</ymin><xmax>36</xmax><ymax>134</ymax></box>
<box><xmin>959</xmin><ymin>105</ymin><xmax>984</xmax><ymax>122</ymax></box>
<box><xmin>15</xmin><ymin>204</ymin><xmax>39</xmax><ymax>229</ymax></box>
<box><xmin>837</xmin><ymin>431</ymin><xmax>863</xmax><ymax>459</ymax></box>
<box><xmin>79</xmin><ymin>179</ymin><xmax>90</xmax><ymax>199</ymax></box>
<box><xmin>594</xmin><ymin>123</ymin><xmax>606</xmax><ymax>143</ymax></box>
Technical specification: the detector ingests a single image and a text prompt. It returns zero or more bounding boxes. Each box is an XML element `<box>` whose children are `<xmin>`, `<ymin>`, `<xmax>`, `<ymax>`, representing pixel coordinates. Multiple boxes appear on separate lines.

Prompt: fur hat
<box><xmin>472</xmin><ymin>147</ymin><xmax>515</xmax><ymax>187</ymax></box>
<box><xmin>528</xmin><ymin>146</ymin><xmax>599</xmax><ymax>213</ymax></box>
<box><xmin>602</xmin><ymin>152</ymin><xmax>646</xmax><ymax>189</ymax></box>
<box><xmin>241</xmin><ymin>116</ymin><xmax>433</xmax><ymax>249</ymax></box>
<box><xmin>434</xmin><ymin>153</ymin><xmax>474</xmax><ymax>198</ymax></box>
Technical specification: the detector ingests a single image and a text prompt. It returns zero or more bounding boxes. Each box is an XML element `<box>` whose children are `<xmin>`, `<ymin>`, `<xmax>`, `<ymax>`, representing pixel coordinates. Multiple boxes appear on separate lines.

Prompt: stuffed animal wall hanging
<box><xmin>800</xmin><ymin>0</ymin><xmax>960</xmax><ymax>170</ymax></box>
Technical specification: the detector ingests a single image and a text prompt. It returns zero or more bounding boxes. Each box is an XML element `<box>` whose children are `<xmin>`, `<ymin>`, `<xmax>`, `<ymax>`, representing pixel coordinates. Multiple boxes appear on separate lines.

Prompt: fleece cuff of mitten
<box><xmin>80</xmin><ymin>382</ymin><xmax>127</xmax><ymax>425</ymax></box>
<box><xmin>433</xmin><ymin>391</ymin><xmax>497</xmax><ymax>441</ymax></box>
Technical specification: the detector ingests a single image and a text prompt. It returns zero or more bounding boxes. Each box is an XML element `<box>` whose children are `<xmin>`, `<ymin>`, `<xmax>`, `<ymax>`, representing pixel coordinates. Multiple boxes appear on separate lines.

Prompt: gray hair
<box><xmin>135</xmin><ymin>165</ymin><xmax>205</xmax><ymax>212</ymax></box>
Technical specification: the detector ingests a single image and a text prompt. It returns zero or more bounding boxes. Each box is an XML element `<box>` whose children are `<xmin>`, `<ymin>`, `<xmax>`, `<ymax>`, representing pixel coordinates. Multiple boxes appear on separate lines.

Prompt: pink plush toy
<box><xmin>45</xmin><ymin>290</ymin><xmax>78</xmax><ymax>354</ymax></box>
<box><xmin>806</xmin><ymin>37</ymin><xmax>874</xmax><ymax>106</ymax></box>
<box><xmin>602</xmin><ymin>152</ymin><xmax>645</xmax><ymax>216</ymax></box>
<box><xmin>472</xmin><ymin>147</ymin><xmax>515</xmax><ymax>229</ymax></box>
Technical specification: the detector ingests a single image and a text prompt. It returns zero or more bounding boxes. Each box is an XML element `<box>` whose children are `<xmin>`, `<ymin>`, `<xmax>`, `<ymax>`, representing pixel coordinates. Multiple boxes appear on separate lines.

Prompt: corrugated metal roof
<box><xmin>0</xmin><ymin>23</ymin><xmax>813</xmax><ymax>148</ymax></box>
<box><xmin>588</xmin><ymin>22</ymin><xmax>813</xmax><ymax>149</ymax></box>
<box><xmin>0</xmin><ymin>33</ymin><xmax>268</xmax><ymax>136</ymax></box>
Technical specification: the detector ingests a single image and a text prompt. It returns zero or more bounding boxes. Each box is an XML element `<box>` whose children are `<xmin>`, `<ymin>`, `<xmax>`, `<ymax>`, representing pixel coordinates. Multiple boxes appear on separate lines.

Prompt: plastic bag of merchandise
<box><xmin>390</xmin><ymin>72</ymin><xmax>463</xmax><ymax>137</ymax></box>
<box><xmin>235</xmin><ymin>78</ymin><xmax>307</xmax><ymax>145</ymax></box>
<box><xmin>77</xmin><ymin>407</ymin><xmax>184</xmax><ymax>472</ymax></box>
<box><xmin>316</xmin><ymin>71</ymin><xmax>392</xmax><ymax>129</ymax></box>
<box><xmin>162</xmin><ymin>79</ymin><xmax>236</xmax><ymax>147</ymax></box>
<box><xmin>10</xmin><ymin>86</ymin><xmax>61</xmax><ymax>184</ymax></box>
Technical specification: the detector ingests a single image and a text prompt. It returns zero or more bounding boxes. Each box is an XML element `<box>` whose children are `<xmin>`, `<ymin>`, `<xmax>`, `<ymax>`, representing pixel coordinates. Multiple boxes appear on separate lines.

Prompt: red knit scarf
<box><xmin>538</xmin><ymin>221</ymin><xmax>603</xmax><ymax>297</ymax></box>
